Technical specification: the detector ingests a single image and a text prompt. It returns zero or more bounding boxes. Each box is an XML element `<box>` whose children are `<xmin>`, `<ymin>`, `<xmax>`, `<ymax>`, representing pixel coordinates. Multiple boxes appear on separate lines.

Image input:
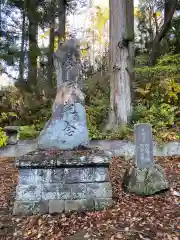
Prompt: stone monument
<box><xmin>122</xmin><ymin>123</ymin><xmax>169</xmax><ymax>196</ymax></box>
<box><xmin>13</xmin><ymin>39</ymin><xmax>113</xmax><ymax>215</ymax></box>
<box><xmin>38</xmin><ymin>39</ymin><xmax>89</xmax><ymax>149</ymax></box>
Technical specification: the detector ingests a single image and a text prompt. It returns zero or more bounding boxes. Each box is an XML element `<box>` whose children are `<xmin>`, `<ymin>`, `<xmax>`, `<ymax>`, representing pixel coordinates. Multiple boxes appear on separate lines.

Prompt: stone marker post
<box><xmin>122</xmin><ymin>123</ymin><xmax>169</xmax><ymax>196</ymax></box>
<box><xmin>135</xmin><ymin>123</ymin><xmax>153</xmax><ymax>168</ymax></box>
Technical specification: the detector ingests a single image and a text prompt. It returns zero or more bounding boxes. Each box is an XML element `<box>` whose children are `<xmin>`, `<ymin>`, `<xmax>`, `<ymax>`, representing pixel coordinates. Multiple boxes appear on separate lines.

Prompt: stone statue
<box><xmin>38</xmin><ymin>38</ymin><xmax>89</xmax><ymax>149</ymax></box>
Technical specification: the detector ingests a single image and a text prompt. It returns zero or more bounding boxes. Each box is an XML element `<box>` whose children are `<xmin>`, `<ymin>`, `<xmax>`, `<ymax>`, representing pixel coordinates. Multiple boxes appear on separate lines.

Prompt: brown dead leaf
<box><xmin>0</xmin><ymin>156</ymin><xmax>180</xmax><ymax>240</ymax></box>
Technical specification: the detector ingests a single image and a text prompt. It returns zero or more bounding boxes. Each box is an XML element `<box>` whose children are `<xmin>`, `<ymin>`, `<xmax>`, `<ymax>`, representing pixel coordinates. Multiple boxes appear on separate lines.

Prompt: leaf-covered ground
<box><xmin>0</xmin><ymin>156</ymin><xmax>179</xmax><ymax>240</ymax></box>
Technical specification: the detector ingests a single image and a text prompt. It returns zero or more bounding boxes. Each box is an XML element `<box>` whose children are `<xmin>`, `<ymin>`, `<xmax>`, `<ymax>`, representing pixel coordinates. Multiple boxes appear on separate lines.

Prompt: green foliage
<box><xmin>133</xmin><ymin>55</ymin><xmax>180</xmax><ymax>141</ymax></box>
<box><xmin>19</xmin><ymin>126</ymin><xmax>40</xmax><ymax>140</ymax></box>
<box><xmin>1</xmin><ymin>53</ymin><xmax>179</xmax><ymax>143</ymax></box>
<box><xmin>85</xmin><ymin>70</ymin><xmax>110</xmax><ymax>139</ymax></box>
<box><xmin>132</xmin><ymin>103</ymin><xmax>177</xmax><ymax>128</ymax></box>
<box><xmin>135</xmin><ymin>54</ymin><xmax>149</xmax><ymax>67</ymax></box>
<box><xmin>0</xmin><ymin>128</ymin><xmax>8</xmax><ymax>148</ymax></box>
<box><xmin>104</xmin><ymin>126</ymin><xmax>134</xmax><ymax>140</ymax></box>
<box><xmin>158</xmin><ymin>54</ymin><xmax>180</xmax><ymax>66</ymax></box>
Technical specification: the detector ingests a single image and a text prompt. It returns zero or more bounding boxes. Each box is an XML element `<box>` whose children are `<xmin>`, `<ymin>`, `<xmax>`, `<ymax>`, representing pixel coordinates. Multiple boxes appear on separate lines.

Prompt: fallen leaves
<box><xmin>0</xmin><ymin>155</ymin><xmax>180</xmax><ymax>239</ymax></box>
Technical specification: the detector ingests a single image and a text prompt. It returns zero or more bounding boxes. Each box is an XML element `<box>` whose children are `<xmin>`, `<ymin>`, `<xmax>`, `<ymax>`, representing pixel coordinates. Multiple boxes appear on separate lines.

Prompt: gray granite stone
<box><xmin>92</xmin><ymin>167</ymin><xmax>109</xmax><ymax>182</ymax></box>
<box><xmin>87</xmin><ymin>182</ymin><xmax>112</xmax><ymax>198</ymax></box>
<box><xmin>13</xmin><ymin>200</ymin><xmax>49</xmax><ymax>215</ymax></box>
<box><xmin>38</xmin><ymin>38</ymin><xmax>89</xmax><ymax>150</ymax></box>
<box><xmin>42</xmin><ymin>184</ymin><xmax>57</xmax><ymax>200</ymax></box>
<box><xmin>56</xmin><ymin>184</ymin><xmax>71</xmax><ymax>199</ymax></box>
<box><xmin>49</xmin><ymin>200</ymin><xmax>65</xmax><ymax>213</ymax></box>
<box><xmin>63</xmin><ymin>168</ymin><xmax>92</xmax><ymax>183</ymax></box>
<box><xmin>16</xmin><ymin>184</ymin><xmax>41</xmax><ymax>201</ymax></box>
<box><xmin>163</xmin><ymin>141</ymin><xmax>180</xmax><ymax>156</ymax></box>
<box><xmin>122</xmin><ymin>164</ymin><xmax>169</xmax><ymax>196</ymax></box>
<box><xmin>71</xmin><ymin>182</ymin><xmax>112</xmax><ymax>199</ymax></box>
<box><xmin>15</xmin><ymin>149</ymin><xmax>110</xmax><ymax>168</ymax></box>
<box><xmin>41</xmin><ymin>169</ymin><xmax>64</xmax><ymax>183</ymax></box>
<box><xmin>4</xmin><ymin>126</ymin><xmax>19</xmax><ymax>145</ymax></box>
<box><xmin>65</xmin><ymin>199</ymin><xmax>94</xmax><ymax>212</ymax></box>
<box><xmin>88</xmin><ymin>155</ymin><xmax>109</xmax><ymax>163</ymax></box>
<box><xmin>135</xmin><ymin>123</ymin><xmax>154</xmax><ymax>168</ymax></box>
<box><xmin>71</xmin><ymin>183</ymin><xmax>88</xmax><ymax>199</ymax></box>
<box><xmin>63</xmin><ymin>167</ymin><xmax>109</xmax><ymax>183</ymax></box>
<box><xmin>94</xmin><ymin>198</ymin><xmax>113</xmax><ymax>210</ymax></box>
<box><xmin>19</xmin><ymin>169</ymin><xmax>42</xmax><ymax>185</ymax></box>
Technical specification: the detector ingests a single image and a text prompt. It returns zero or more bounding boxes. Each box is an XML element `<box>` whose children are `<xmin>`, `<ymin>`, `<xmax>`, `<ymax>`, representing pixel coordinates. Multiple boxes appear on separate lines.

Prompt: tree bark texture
<box><xmin>47</xmin><ymin>0</ymin><xmax>55</xmax><ymax>93</ymax></box>
<box><xmin>108</xmin><ymin>0</ymin><xmax>134</xmax><ymax>128</ymax></box>
<box><xmin>57</xmin><ymin>0</ymin><xmax>66</xmax><ymax>42</ymax></box>
<box><xmin>26</xmin><ymin>0</ymin><xmax>39</xmax><ymax>92</ymax></box>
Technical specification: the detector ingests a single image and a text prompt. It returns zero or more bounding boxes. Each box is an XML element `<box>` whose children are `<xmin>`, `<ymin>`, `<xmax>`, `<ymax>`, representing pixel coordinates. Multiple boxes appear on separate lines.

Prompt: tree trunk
<box><xmin>108</xmin><ymin>0</ymin><xmax>134</xmax><ymax>129</ymax></box>
<box><xmin>26</xmin><ymin>0</ymin><xmax>39</xmax><ymax>92</ymax></box>
<box><xmin>148</xmin><ymin>0</ymin><xmax>177</xmax><ymax>66</ymax></box>
<box><xmin>19</xmin><ymin>6</ymin><xmax>26</xmax><ymax>87</ymax></box>
<box><xmin>57</xmin><ymin>0</ymin><xmax>66</xmax><ymax>42</ymax></box>
<box><xmin>148</xmin><ymin>7</ymin><xmax>153</xmax><ymax>46</ymax></box>
<box><xmin>47</xmin><ymin>0</ymin><xmax>55</xmax><ymax>95</ymax></box>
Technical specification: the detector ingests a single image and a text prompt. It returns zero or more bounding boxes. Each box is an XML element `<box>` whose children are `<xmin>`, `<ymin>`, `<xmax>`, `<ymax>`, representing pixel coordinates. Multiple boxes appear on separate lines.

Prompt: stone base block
<box><xmin>13</xmin><ymin>148</ymin><xmax>113</xmax><ymax>215</ymax></box>
<box><xmin>13</xmin><ymin>200</ymin><xmax>49</xmax><ymax>215</ymax></box>
<box><xmin>122</xmin><ymin>164</ymin><xmax>169</xmax><ymax>196</ymax></box>
<box><xmin>13</xmin><ymin>198</ymin><xmax>113</xmax><ymax>215</ymax></box>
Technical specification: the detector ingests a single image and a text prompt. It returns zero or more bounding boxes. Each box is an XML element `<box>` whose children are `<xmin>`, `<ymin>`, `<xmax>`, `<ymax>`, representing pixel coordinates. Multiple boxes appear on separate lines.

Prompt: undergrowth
<box><xmin>0</xmin><ymin>54</ymin><xmax>179</xmax><ymax>146</ymax></box>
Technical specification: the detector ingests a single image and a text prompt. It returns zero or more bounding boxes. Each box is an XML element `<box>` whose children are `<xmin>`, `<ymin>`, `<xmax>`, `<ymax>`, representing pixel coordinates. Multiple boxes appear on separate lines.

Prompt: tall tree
<box><xmin>149</xmin><ymin>0</ymin><xmax>178</xmax><ymax>65</ymax></box>
<box><xmin>26</xmin><ymin>0</ymin><xmax>40</xmax><ymax>92</ymax></box>
<box><xmin>57</xmin><ymin>0</ymin><xmax>66</xmax><ymax>41</ymax></box>
<box><xmin>19</xmin><ymin>1</ymin><xmax>26</xmax><ymax>88</ymax></box>
<box><xmin>107</xmin><ymin>0</ymin><xmax>134</xmax><ymax>129</ymax></box>
<box><xmin>47</xmin><ymin>0</ymin><xmax>56</xmax><ymax>94</ymax></box>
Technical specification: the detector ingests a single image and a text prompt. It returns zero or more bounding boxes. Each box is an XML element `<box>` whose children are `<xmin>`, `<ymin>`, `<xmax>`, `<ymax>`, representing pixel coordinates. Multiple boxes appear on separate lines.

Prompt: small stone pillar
<box><xmin>4</xmin><ymin>126</ymin><xmax>19</xmax><ymax>145</ymax></box>
<box><xmin>122</xmin><ymin>124</ymin><xmax>169</xmax><ymax>195</ymax></box>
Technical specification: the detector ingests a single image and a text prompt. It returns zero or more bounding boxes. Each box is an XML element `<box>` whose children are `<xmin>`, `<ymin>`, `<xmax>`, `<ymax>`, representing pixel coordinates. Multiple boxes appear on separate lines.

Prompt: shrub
<box><xmin>19</xmin><ymin>125</ymin><xmax>40</xmax><ymax>140</ymax></box>
<box><xmin>0</xmin><ymin>128</ymin><xmax>8</xmax><ymax>148</ymax></box>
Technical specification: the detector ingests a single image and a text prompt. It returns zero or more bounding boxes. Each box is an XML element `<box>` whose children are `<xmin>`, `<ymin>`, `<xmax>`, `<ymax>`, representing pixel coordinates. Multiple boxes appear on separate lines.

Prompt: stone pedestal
<box><xmin>4</xmin><ymin>126</ymin><xmax>19</xmax><ymax>145</ymax></box>
<box><xmin>13</xmin><ymin>149</ymin><xmax>113</xmax><ymax>215</ymax></box>
<box><xmin>122</xmin><ymin>164</ymin><xmax>169</xmax><ymax>196</ymax></box>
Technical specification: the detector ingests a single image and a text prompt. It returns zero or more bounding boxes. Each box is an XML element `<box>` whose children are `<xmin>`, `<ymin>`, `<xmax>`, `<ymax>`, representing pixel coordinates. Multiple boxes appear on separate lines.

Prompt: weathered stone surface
<box><xmin>4</xmin><ymin>126</ymin><xmax>19</xmax><ymax>145</ymax></box>
<box><xmin>49</xmin><ymin>200</ymin><xmax>65</xmax><ymax>213</ymax></box>
<box><xmin>42</xmin><ymin>184</ymin><xmax>57</xmax><ymax>200</ymax></box>
<box><xmin>135</xmin><ymin>123</ymin><xmax>154</xmax><ymax>168</ymax></box>
<box><xmin>71</xmin><ymin>182</ymin><xmax>112</xmax><ymax>199</ymax></box>
<box><xmin>65</xmin><ymin>199</ymin><xmax>94</xmax><ymax>212</ymax></box>
<box><xmin>19</xmin><ymin>169</ymin><xmax>42</xmax><ymax>185</ymax></box>
<box><xmin>15</xmin><ymin>148</ymin><xmax>110</xmax><ymax>168</ymax></box>
<box><xmin>163</xmin><ymin>141</ymin><xmax>180</xmax><ymax>156</ymax></box>
<box><xmin>94</xmin><ymin>198</ymin><xmax>113</xmax><ymax>210</ymax></box>
<box><xmin>63</xmin><ymin>167</ymin><xmax>109</xmax><ymax>183</ymax></box>
<box><xmin>41</xmin><ymin>169</ymin><xmax>64</xmax><ymax>183</ymax></box>
<box><xmin>38</xmin><ymin>101</ymin><xmax>89</xmax><ymax>150</ymax></box>
<box><xmin>13</xmin><ymin>200</ymin><xmax>49</xmax><ymax>215</ymax></box>
<box><xmin>54</xmin><ymin>39</ymin><xmax>82</xmax><ymax>90</ymax></box>
<box><xmin>92</xmin><ymin>167</ymin><xmax>109</xmax><ymax>182</ymax></box>
<box><xmin>122</xmin><ymin>164</ymin><xmax>169</xmax><ymax>196</ymax></box>
<box><xmin>38</xmin><ymin>38</ymin><xmax>89</xmax><ymax>150</ymax></box>
<box><xmin>56</xmin><ymin>184</ymin><xmax>71</xmax><ymax>199</ymax></box>
<box><xmin>16</xmin><ymin>184</ymin><xmax>41</xmax><ymax>201</ymax></box>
